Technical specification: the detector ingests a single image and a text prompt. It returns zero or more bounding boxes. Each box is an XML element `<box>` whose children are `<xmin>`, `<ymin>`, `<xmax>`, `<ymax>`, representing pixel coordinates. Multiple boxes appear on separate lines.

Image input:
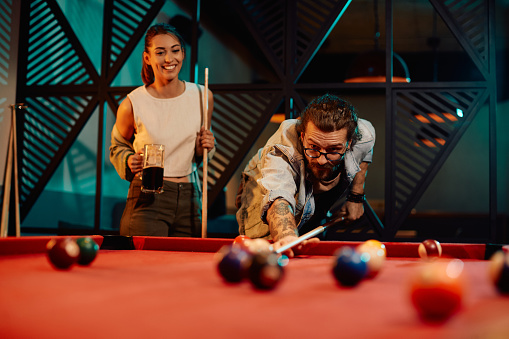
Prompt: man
<box><xmin>235</xmin><ymin>94</ymin><xmax>375</xmax><ymax>257</ymax></box>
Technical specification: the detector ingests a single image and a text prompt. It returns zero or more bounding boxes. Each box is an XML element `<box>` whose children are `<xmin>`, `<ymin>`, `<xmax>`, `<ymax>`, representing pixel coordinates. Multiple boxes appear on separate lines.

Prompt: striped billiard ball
<box><xmin>418</xmin><ymin>239</ymin><xmax>442</xmax><ymax>260</ymax></box>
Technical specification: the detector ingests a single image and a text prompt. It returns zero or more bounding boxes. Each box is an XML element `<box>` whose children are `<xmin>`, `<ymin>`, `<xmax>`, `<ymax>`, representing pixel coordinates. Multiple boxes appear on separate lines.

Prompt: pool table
<box><xmin>1</xmin><ymin>236</ymin><xmax>508</xmax><ymax>338</ymax></box>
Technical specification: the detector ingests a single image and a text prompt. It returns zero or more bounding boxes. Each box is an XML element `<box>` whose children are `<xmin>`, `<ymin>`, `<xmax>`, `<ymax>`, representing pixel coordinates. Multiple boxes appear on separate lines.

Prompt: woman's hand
<box><xmin>127</xmin><ymin>151</ymin><xmax>144</xmax><ymax>176</ymax></box>
<box><xmin>196</xmin><ymin>127</ymin><xmax>215</xmax><ymax>156</ymax></box>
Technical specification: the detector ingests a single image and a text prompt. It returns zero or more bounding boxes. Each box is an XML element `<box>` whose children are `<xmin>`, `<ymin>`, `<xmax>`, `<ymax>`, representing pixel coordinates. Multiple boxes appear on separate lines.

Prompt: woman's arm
<box><xmin>109</xmin><ymin>97</ymin><xmax>142</xmax><ymax>181</ymax></box>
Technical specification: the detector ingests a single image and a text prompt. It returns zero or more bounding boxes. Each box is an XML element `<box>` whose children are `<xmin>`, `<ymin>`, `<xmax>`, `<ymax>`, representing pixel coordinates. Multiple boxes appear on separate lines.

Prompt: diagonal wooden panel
<box><xmin>234</xmin><ymin>0</ymin><xmax>351</xmax><ymax>81</ymax></box>
<box><xmin>232</xmin><ymin>0</ymin><xmax>286</xmax><ymax>77</ymax></box>
<box><xmin>431</xmin><ymin>0</ymin><xmax>490</xmax><ymax>77</ymax></box>
<box><xmin>104</xmin><ymin>0</ymin><xmax>165</xmax><ymax>82</ymax></box>
<box><xmin>388</xmin><ymin>88</ymin><xmax>489</xmax><ymax>231</ymax></box>
<box><xmin>294</xmin><ymin>0</ymin><xmax>351</xmax><ymax>80</ymax></box>
<box><xmin>18</xmin><ymin>95</ymin><xmax>98</xmax><ymax>214</ymax></box>
<box><xmin>0</xmin><ymin>0</ymin><xmax>14</xmax><ymax>86</ymax></box>
<box><xmin>25</xmin><ymin>0</ymin><xmax>98</xmax><ymax>85</ymax></box>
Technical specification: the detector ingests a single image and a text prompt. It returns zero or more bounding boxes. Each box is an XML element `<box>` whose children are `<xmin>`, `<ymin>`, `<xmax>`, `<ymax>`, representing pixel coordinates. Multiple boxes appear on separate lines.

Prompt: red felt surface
<box><xmin>0</xmin><ymin>237</ymin><xmax>508</xmax><ymax>339</ymax></box>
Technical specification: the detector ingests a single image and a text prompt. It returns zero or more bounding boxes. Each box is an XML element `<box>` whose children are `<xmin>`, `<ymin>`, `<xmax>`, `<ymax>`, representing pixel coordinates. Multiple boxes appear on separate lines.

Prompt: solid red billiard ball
<box><xmin>76</xmin><ymin>237</ymin><xmax>99</xmax><ymax>266</ymax></box>
<box><xmin>410</xmin><ymin>259</ymin><xmax>464</xmax><ymax>321</ymax></box>
<box><xmin>332</xmin><ymin>247</ymin><xmax>367</xmax><ymax>287</ymax></box>
<box><xmin>216</xmin><ymin>245</ymin><xmax>253</xmax><ymax>283</ymax></box>
<box><xmin>418</xmin><ymin>239</ymin><xmax>442</xmax><ymax>260</ymax></box>
<box><xmin>232</xmin><ymin>235</ymin><xmax>251</xmax><ymax>250</ymax></box>
<box><xmin>488</xmin><ymin>250</ymin><xmax>509</xmax><ymax>294</ymax></box>
<box><xmin>248</xmin><ymin>252</ymin><xmax>284</xmax><ymax>290</ymax></box>
<box><xmin>46</xmin><ymin>238</ymin><xmax>80</xmax><ymax>270</ymax></box>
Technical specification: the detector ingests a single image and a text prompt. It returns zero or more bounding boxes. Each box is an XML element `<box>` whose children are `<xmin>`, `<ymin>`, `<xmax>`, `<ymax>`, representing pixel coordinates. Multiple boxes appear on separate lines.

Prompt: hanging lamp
<box><xmin>344</xmin><ymin>0</ymin><xmax>410</xmax><ymax>83</ymax></box>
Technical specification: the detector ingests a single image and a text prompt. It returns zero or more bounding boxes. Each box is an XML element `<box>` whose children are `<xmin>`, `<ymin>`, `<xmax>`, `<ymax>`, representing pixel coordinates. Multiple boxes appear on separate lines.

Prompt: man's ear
<box><xmin>347</xmin><ymin>139</ymin><xmax>353</xmax><ymax>151</ymax></box>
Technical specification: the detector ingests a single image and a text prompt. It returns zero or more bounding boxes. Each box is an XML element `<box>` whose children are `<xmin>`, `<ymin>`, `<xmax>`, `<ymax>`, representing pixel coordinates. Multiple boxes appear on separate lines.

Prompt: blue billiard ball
<box><xmin>216</xmin><ymin>245</ymin><xmax>252</xmax><ymax>283</ymax></box>
<box><xmin>332</xmin><ymin>246</ymin><xmax>368</xmax><ymax>287</ymax></box>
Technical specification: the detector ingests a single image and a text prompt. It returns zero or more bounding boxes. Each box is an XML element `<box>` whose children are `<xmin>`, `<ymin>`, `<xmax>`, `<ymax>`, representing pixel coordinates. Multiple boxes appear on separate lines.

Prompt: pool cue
<box><xmin>0</xmin><ymin>128</ymin><xmax>13</xmax><ymax>237</ymax></box>
<box><xmin>271</xmin><ymin>216</ymin><xmax>345</xmax><ymax>254</ymax></box>
<box><xmin>12</xmin><ymin>104</ymin><xmax>20</xmax><ymax>237</ymax></box>
<box><xmin>1</xmin><ymin>104</ymin><xmax>22</xmax><ymax>237</ymax></box>
<box><xmin>201</xmin><ymin>68</ymin><xmax>209</xmax><ymax>238</ymax></box>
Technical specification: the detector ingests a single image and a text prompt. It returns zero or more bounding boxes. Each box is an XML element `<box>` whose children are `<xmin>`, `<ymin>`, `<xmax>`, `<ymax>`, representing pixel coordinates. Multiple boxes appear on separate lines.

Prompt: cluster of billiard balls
<box><xmin>46</xmin><ymin>237</ymin><xmax>99</xmax><ymax>270</ymax></box>
<box><xmin>215</xmin><ymin>236</ymin><xmax>287</xmax><ymax>290</ymax></box>
<box><xmin>216</xmin><ymin>236</ymin><xmax>389</xmax><ymax>290</ymax></box>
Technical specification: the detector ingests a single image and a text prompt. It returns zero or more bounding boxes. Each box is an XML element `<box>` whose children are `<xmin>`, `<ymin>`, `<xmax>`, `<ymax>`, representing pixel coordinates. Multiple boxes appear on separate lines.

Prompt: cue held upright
<box><xmin>201</xmin><ymin>68</ymin><xmax>209</xmax><ymax>238</ymax></box>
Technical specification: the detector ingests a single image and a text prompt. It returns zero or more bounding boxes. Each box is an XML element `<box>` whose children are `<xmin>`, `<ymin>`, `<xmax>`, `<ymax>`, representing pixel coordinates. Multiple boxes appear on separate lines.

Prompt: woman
<box><xmin>110</xmin><ymin>23</ymin><xmax>215</xmax><ymax>237</ymax></box>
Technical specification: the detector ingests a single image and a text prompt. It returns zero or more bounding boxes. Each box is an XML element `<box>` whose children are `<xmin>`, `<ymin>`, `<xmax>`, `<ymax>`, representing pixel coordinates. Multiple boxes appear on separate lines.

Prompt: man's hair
<box><xmin>141</xmin><ymin>23</ymin><xmax>186</xmax><ymax>85</ymax></box>
<box><xmin>296</xmin><ymin>94</ymin><xmax>361</xmax><ymax>146</ymax></box>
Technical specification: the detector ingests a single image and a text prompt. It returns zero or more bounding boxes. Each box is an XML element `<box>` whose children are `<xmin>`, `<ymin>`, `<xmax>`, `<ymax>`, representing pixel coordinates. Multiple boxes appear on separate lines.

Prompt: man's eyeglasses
<box><xmin>303</xmin><ymin>148</ymin><xmax>345</xmax><ymax>162</ymax></box>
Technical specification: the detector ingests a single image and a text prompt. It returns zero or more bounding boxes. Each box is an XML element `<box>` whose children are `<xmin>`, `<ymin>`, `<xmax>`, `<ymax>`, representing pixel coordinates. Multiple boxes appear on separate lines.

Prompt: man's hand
<box><xmin>267</xmin><ymin>198</ymin><xmax>322</xmax><ymax>257</ymax></box>
<box><xmin>340</xmin><ymin>201</ymin><xmax>364</xmax><ymax>221</ymax></box>
<box><xmin>272</xmin><ymin>236</ymin><xmax>320</xmax><ymax>258</ymax></box>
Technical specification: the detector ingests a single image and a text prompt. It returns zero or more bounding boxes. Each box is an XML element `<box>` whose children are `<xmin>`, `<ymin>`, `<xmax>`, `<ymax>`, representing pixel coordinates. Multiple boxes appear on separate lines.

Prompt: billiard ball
<box><xmin>76</xmin><ymin>237</ymin><xmax>99</xmax><ymax>266</ymax></box>
<box><xmin>332</xmin><ymin>247</ymin><xmax>367</xmax><ymax>287</ymax></box>
<box><xmin>232</xmin><ymin>235</ymin><xmax>251</xmax><ymax>250</ymax></box>
<box><xmin>363</xmin><ymin>239</ymin><xmax>387</xmax><ymax>256</ymax></box>
<box><xmin>488</xmin><ymin>250</ymin><xmax>509</xmax><ymax>294</ymax></box>
<box><xmin>46</xmin><ymin>238</ymin><xmax>80</xmax><ymax>270</ymax></box>
<box><xmin>248</xmin><ymin>252</ymin><xmax>284</xmax><ymax>290</ymax></box>
<box><xmin>409</xmin><ymin>259</ymin><xmax>464</xmax><ymax>321</ymax></box>
<box><xmin>216</xmin><ymin>245</ymin><xmax>253</xmax><ymax>283</ymax></box>
<box><xmin>356</xmin><ymin>240</ymin><xmax>386</xmax><ymax>278</ymax></box>
<box><xmin>245</xmin><ymin>238</ymin><xmax>272</xmax><ymax>255</ymax></box>
<box><xmin>418</xmin><ymin>239</ymin><xmax>442</xmax><ymax>260</ymax></box>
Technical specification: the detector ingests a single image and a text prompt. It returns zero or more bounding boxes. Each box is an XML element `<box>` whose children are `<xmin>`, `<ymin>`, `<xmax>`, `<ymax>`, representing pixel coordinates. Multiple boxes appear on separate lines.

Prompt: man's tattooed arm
<box><xmin>267</xmin><ymin>198</ymin><xmax>298</xmax><ymax>242</ymax></box>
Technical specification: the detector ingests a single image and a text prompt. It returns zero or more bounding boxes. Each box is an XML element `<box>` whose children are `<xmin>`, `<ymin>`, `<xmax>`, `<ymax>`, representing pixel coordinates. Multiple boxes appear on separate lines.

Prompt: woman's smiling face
<box><xmin>143</xmin><ymin>33</ymin><xmax>184</xmax><ymax>84</ymax></box>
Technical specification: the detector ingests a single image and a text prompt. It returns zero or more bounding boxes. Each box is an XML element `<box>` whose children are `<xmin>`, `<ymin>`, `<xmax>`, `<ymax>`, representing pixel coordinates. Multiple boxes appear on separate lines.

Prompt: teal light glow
<box><xmin>360</xmin><ymin>252</ymin><xmax>371</xmax><ymax>263</ymax></box>
<box><xmin>456</xmin><ymin>108</ymin><xmax>464</xmax><ymax>118</ymax></box>
<box><xmin>277</xmin><ymin>254</ymin><xmax>289</xmax><ymax>267</ymax></box>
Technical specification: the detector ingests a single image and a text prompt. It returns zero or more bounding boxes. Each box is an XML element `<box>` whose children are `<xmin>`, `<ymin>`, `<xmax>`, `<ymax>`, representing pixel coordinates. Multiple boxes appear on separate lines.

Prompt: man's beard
<box><xmin>306</xmin><ymin>160</ymin><xmax>343</xmax><ymax>182</ymax></box>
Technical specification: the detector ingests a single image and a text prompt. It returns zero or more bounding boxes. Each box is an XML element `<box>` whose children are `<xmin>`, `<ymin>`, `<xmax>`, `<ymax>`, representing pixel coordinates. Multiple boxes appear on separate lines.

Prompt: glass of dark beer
<box><xmin>141</xmin><ymin>144</ymin><xmax>164</xmax><ymax>194</ymax></box>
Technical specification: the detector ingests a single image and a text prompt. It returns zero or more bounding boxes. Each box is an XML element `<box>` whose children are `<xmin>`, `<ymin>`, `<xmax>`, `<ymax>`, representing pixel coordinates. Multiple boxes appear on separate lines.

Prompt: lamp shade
<box><xmin>345</xmin><ymin>50</ymin><xmax>411</xmax><ymax>83</ymax></box>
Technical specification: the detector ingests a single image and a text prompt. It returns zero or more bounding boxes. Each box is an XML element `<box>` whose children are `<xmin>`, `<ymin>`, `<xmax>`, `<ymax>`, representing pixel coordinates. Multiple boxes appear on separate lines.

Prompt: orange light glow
<box><xmin>270</xmin><ymin>113</ymin><xmax>286</xmax><ymax>124</ymax></box>
<box><xmin>414</xmin><ymin>138</ymin><xmax>446</xmax><ymax>147</ymax></box>
<box><xmin>414</xmin><ymin>113</ymin><xmax>458</xmax><ymax>123</ymax></box>
<box><xmin>344</xmin><ymin>76</ymin><xmax>410</xmax><ymax>83</ymax></box>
